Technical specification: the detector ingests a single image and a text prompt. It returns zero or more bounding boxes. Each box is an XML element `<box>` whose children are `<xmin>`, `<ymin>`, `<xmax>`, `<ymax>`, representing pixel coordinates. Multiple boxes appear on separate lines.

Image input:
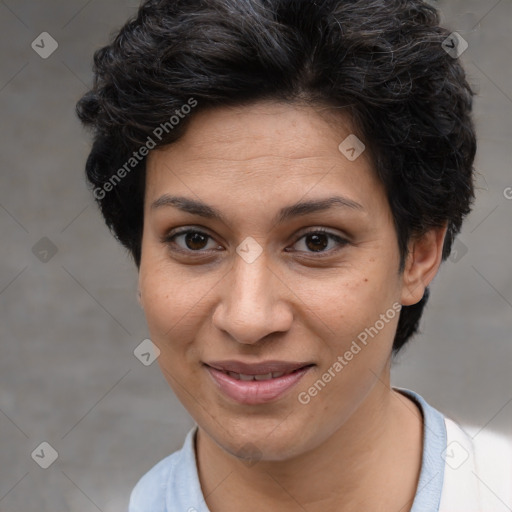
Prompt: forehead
<box><xmin>144</xmin><ymin>101</ymin><xmax>385</xmax><ymax>214</ymax></box>
<box><xmin>149</xmin><ymin>101</ymin><xmax>363</xmax><ymax>164</ymax></box>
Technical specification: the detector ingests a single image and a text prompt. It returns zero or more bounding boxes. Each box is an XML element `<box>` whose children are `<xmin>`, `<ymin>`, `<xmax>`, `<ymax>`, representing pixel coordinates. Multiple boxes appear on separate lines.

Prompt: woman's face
<box><xmin>139</xmin><ymin>101</ymin><xmax>418</xmax><ymax>461</ymax></box>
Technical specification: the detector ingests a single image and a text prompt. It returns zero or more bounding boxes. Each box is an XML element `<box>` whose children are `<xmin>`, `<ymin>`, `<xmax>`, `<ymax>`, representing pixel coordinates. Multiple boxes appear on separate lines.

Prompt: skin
<box><xmin>138</xmin><ymin>101</ymin><xmax>447</xmax><ymax>512</ymax></box>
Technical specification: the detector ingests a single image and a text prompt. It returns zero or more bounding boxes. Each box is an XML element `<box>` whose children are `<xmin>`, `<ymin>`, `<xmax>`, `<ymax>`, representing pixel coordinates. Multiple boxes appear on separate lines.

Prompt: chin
<box><xmin>204</xmin><ymin>416</ymin><xmax>315</xmax><ymax>463</ymax></box>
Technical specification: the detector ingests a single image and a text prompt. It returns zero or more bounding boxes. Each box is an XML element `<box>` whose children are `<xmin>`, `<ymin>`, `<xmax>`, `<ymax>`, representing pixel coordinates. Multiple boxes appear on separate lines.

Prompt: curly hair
<box><xmin>76</xmin><ymin>0</ymin><xmax>476</xmax><ymax>353</ymax></box>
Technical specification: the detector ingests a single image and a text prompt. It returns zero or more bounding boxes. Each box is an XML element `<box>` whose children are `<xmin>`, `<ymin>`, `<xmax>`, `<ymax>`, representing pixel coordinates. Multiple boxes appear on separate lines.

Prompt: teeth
<box><xmin>225</xmin><ymin>370</ymin><xmax>290</xmax><ymax>381</ymax></box>
<box><xmin>254</xmin><ymin>373</ymin><xmax>273</xmax><ymax>381</ymax></box>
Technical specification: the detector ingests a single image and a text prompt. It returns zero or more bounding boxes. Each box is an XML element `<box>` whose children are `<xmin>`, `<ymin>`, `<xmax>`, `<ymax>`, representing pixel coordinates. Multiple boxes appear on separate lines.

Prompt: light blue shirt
<box><xmin>128</xmin><ymin>388</ymin><xmax>447</xmax><ymax>512</ymax></box>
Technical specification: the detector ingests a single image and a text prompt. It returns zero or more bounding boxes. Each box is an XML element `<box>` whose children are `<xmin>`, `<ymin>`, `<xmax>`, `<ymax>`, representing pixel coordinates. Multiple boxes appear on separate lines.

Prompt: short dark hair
<box><xmin>76</xmin><ymin>0</ymin><xmax>476</xmax><ymax>354</ymax></box>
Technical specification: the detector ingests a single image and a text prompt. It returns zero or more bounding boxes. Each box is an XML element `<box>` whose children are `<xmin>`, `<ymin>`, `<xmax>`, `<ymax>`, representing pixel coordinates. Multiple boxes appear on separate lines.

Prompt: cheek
<box><xmin>139</xmin><ymin>262</ymin><xmax>210</xmax><ymax>399</ymax></box>
<box><xmin>296</xmin><ymin>274</ymin><xmax>400</xmax><ymax>414</ymax></box>
<box><xmin>293</xmin><ymin>262</ymin><xmax>400</xmax><ymax>343</ymax></box>
<box><xmin>138</xmin><ymin>256</ymin><xmax>214</xmax><ymax>350</ymax></box>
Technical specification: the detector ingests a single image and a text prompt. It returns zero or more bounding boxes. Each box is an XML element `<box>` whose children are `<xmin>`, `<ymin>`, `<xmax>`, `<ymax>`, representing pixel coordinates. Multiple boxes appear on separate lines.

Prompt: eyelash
<box><xmin>161</xmin><ymin>227</ymin><xmax>349</xmax><ymax>258</ymax></box>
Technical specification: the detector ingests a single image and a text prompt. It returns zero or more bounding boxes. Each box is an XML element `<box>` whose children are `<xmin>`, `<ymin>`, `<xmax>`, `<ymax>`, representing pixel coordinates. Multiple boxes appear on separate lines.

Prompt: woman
<box><xmin>76</xmin><ymin>0</ymin><xmax>512</xmax><ymax>510</ymax></box>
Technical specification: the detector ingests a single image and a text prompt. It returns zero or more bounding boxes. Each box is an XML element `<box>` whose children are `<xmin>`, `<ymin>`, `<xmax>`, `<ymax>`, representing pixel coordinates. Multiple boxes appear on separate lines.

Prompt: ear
<box><xmin>137</xmin><ymin>289</ymin><xmax>144</xmax><ymax>310</ymax></box>
<box><xmin>400</xmin><ymin>224</ymin><xmax>448</xmax><ymax>306</ymax></box>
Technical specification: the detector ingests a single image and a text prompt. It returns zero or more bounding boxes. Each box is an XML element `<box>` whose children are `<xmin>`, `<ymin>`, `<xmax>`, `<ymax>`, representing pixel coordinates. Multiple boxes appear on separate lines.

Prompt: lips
<box><xmin>204</xmin><ymin>360</ymin><xmax>313</xmax><ymax>405</ymax></box>
<box><xmin>225</xmin><ymin>371</ymin><xmax>288</xmax><ymax>381</ymax></box>
<box><xmin>206</xmin><ymin>360</ymin><xmax>311</xmax><ymax>375</ymax></box>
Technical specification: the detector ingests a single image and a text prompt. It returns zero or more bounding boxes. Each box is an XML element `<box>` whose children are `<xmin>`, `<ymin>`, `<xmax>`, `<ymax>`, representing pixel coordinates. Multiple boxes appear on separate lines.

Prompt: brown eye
<box><xmin>163</xmin><ymin>229</ymin><xmax>220</xmax><ymax>253</ymax></box>
<box><xmin>183</xmin><ymin>231</ymin><xmax>209</xmax><ymax>250</ymax></box>
<box><xmin>291</xmin><ymin>229</ymin><xmax>348</xmax><ymax>255</ymax></box>
<box><xmin>304</xmin><ymin>233</ymin><xmax>329</xmax><ymax>252</ymax></box>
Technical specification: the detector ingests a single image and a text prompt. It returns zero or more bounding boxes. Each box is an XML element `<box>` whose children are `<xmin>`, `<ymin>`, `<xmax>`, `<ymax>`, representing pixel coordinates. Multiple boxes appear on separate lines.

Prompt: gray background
<box><xmin>0</xmin><ymin>1</ymin><xmax>511</xmax><ymax>511</ymax></box>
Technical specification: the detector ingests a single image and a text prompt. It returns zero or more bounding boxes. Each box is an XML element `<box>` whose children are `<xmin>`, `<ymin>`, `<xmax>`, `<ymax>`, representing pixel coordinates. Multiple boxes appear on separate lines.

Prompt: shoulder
<box><xmin>466</xmin><ymin>421</ymin><xmax>512</xmax><ymax>506</ymax></box>
<box><xmin>396</xmin><ymin>388</ymin><xmax>512</xmax><ymax>511</ymax></box>
<box><xmin>128</xmin><ymin>451</ymin><xmax>178</xmax><ymax>512</ymax></box>
<box><xmin>128</xmin><ymin>427</ymin><xmax>198</xmax><ymax>512</ymax></box>
<box><xmin>440</xmin><ymin>417</ymin><xmax>512</xmax><ymax>511</ymax></box>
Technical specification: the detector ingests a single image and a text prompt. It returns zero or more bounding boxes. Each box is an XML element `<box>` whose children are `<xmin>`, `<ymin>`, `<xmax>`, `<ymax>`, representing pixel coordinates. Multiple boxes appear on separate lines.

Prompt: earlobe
<box><xmin>400</xmin><ymin>225</ymin><xmax>448</xmax><ymax>306</ymax></box>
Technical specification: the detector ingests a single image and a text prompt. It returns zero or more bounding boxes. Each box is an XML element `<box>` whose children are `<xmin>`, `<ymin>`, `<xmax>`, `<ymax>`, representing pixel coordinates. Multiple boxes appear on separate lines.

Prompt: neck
<box><xmin>196</xmin><ymin>380</ymin><xmax>423</xmax><ymax>512</ymax></box>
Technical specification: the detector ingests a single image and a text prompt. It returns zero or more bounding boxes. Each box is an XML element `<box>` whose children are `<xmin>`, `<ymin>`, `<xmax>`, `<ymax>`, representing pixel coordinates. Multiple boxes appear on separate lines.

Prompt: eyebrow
<box><xmin>150</xmin><ymin>194</ymin><xmax>364</xmax><ymax>225</ymax></box>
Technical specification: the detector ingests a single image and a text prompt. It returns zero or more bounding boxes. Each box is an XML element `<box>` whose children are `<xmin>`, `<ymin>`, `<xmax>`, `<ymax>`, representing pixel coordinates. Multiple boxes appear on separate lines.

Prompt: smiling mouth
<box><xmin>205</xmin><ymin>360</ymin><xmax>314</xmax><ymax>379</ymax></box>
<box><xmin>205</xmin><ymin>363</ymin><xmax>314</xmax><ymax>405</ymax></box>
<box><xmin>203</xmin><ymin>360</ymin><xmax>315</xmax><ymax>405</ymax></box>
<box><xmin>219</xmin><ymin>367</ymin><xmax>311</xmax><ymax>381</ymax></box>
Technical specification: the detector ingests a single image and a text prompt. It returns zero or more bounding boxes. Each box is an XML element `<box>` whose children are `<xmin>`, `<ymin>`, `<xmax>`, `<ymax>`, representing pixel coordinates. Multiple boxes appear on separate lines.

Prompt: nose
<box><xmin>211</xmin><ymin>250</ymin><xmax>293</xmax><ymax>345</ymax></box>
